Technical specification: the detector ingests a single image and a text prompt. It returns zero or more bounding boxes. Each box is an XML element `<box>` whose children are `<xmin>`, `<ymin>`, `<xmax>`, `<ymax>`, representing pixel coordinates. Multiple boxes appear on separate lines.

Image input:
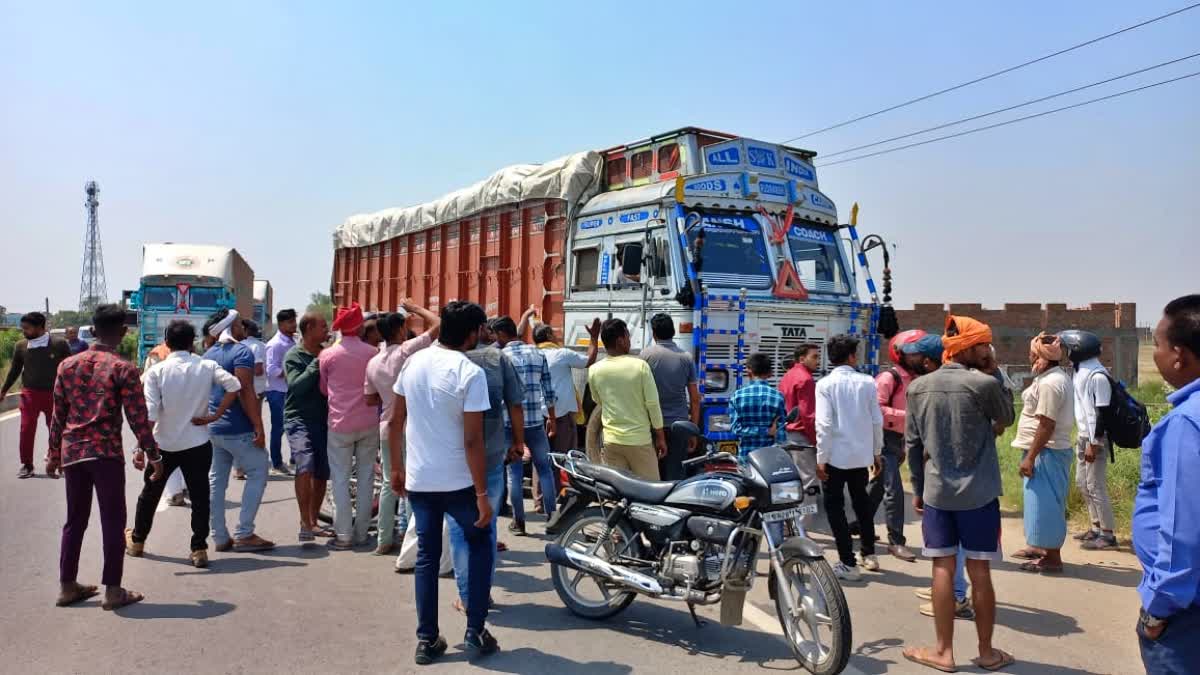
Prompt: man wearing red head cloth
<box><xmin>319</xmin><ymin>303</ymin><xmax>383</xmax><ymax>549</ymax></box>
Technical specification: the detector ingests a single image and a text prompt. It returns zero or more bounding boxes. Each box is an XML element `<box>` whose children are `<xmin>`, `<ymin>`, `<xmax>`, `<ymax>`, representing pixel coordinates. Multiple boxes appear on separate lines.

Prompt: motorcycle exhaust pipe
<box><xmin>545</xmin><ymin>543</ymin><xmax>663</xmax><ymax>595</ymax></box>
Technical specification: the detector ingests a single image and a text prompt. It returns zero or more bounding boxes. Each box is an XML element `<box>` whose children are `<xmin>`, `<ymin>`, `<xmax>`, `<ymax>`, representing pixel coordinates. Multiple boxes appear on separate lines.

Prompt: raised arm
<box><xmin>401</xmin><ymin>299</ymin><xmax>441</xmax><ymax>342</ymax></box>
<box><xmin>515</xmin><ymin>304</ymin><xmax>538</xmax><ymax>341</ymax></box>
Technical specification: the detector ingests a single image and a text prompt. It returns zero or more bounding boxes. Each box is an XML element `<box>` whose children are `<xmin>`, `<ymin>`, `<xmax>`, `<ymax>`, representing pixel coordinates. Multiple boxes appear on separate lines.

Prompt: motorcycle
<box><xmin>544</xmin><ymin>420</ymin><xmax>852</xmax><ymax>675</ymax></box>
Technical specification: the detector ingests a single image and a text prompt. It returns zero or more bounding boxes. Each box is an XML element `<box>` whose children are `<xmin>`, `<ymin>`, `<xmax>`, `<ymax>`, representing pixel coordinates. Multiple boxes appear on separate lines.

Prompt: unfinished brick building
<box><xmin>889</xmin><ymin>302</ymin><xmax>1139</xmax><ymax>386</ymax></box>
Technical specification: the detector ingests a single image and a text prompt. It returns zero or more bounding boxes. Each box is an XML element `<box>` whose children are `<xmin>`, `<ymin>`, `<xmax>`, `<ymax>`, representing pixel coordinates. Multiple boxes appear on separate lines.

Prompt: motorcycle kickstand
<box><xmin>686</xmin><ymin>602</ymin><xmax>706</xmax><ymax>628</ymax></box>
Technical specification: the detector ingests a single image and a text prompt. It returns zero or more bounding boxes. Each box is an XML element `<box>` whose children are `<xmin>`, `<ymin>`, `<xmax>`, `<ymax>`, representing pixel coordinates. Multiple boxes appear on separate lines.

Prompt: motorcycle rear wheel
<box><xmin>549</xmin><ymin>508</ymin><xmax>638</xmax><ymax>620</ymax></box>
<box><xmin>772</xmin><ymin>556</ymin><xmax>852</xmax><ymax>675</ymax></box>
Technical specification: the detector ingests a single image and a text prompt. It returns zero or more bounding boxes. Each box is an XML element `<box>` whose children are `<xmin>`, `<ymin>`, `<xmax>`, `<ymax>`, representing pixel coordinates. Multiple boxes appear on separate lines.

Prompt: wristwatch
<box><xmin>1139</xmin><ymin>607</ymin><xmax>1167</xmax><ymax>630</ymax></box>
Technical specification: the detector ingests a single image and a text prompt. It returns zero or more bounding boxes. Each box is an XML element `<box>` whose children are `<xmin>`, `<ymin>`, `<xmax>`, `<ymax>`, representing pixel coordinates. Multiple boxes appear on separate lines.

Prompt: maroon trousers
<box><xmin>18</xmin><ymin>388</ymin><xmax>53</xmax><ymax>466</ymax></box>
<box><xmin>60</xmin><ymin>459</ymin><xmax>126</xmax><ymax>587</ymax></box>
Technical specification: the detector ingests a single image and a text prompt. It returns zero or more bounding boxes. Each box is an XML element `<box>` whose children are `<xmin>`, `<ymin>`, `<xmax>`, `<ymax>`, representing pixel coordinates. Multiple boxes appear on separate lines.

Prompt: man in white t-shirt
<box><xmin>389</xmin><ymin>301</ymin><xmax>497</xmax><ymax>665</ymax></box>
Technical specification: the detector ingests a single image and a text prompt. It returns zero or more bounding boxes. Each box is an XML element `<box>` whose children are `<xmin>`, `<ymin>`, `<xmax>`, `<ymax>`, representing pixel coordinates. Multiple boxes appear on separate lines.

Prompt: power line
<box><xmin>781</xmin><ymin>2</ymin><xmax>1200</xmax><ymax>143</ymax></box>
<box><xmin>816</xmin><ymin>70</ymin><xmax>1200</xmax><ymax>167</ymax></box>
<box><xmin>820</xmin><ymin>52</ymin><xmax>1200</xmax><ymax>159</ymax></box>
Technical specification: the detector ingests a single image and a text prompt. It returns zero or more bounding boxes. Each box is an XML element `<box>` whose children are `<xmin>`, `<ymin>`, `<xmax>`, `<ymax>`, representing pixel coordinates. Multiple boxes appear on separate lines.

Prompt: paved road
<box><xmin>1</xmin><ymin>409</ymin><xmax>1142</xmax><ymax>674</ymax></box>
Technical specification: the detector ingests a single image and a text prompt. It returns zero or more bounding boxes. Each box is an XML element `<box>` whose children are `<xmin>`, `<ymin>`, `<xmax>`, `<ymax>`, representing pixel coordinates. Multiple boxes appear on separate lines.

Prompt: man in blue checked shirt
<box><xmin>1135</xmin><ymin>294</ymin><xmax>1200</xmax><ymax>674</ymax></box>
<box><xmin>729</xmin><ymin>353</ymin><xmax>788</xmax><ymax>460</ymax></box>
<box><xmin>491</xmin><ymin>316</ymin><xmax>557</xmax><ymax>537</ymax></box>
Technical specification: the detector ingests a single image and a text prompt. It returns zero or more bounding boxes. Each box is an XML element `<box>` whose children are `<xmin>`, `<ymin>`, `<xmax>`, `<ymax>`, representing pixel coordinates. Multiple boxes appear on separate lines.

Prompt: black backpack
<box><xmin>1092</xmin><ymin>371</ymin><xmax>1152</xmax><ymax>449</ymax></box>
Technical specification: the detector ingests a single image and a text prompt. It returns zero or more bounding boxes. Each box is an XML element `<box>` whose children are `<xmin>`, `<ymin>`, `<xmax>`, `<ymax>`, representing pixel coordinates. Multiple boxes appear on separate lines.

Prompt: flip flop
<box><xmin>496</xmin><ymin>541</ymin><xmax>509</xmax><ymax>553</ymax></box>
<box><xmin>1018</xmin><ymin>561</ymin><xmax>1064</xmax><ymax>574</ymax></box>
<box><xmin>972</xmin><ymin>649</ymin><xmax>1015</xmax><ymax>672</ymax></box>
<box><xmin>1011</xmin><ymin>548</ymin><xmax>1044</xmax><ymax>560</ymax></box>
<box><xmin>101</xmin><ymin>589</ymin><xmax>145</xmax><ymax>611</ymax></box>
<box><xmin>55</xmin><ymin>584</ymin><xmax>99</xmax><ymax>607</ymax></box>
<box><xmin>312</xmin><ymin>526</ymin><xmax>336</xmax><ymax>538</ymax></box>
<box><xmin>902</xmin><ymin>647</ymin><xmax>957</xmax><ymax>673</ymax></box>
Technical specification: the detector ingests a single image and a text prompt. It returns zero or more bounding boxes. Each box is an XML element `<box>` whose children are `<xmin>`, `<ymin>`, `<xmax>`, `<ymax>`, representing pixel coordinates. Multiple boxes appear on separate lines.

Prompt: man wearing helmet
<box><xmin>868</xmin><ymin>329</ymin><xmax>927</xmax><ymax>563</ymax></box>
<box><xmin>1058</xmin><ymin>329</ymin><xmax>1118</xmax><ymax>551</ymax></box>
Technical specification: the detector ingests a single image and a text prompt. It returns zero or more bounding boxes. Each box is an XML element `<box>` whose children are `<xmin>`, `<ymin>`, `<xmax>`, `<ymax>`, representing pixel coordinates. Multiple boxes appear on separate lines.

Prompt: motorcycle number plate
<box><xmin>762</xmin><ymin>504</ymin><xmax>817</xmax><ymax>522</ymax></box>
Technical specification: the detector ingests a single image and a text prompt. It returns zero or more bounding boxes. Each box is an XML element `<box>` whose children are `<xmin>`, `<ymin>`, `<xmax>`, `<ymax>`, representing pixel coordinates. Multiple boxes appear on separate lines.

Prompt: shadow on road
<box><xmin>434</xmin><ymin>647</ymin><xmax>634</xmax><ymax>674</ymax></box>
<box><xmin>996</xmin><ymin>601</ymin><xmax>1082</xmax><ymax>638</ymax></box>
<box><xmin>487</xmin><ymin>600</ymin><xmax>794</xmax><ymax>666</ymax></box>
<box><xmin>173</xmin><ymin>556</ymin><xmax>307</xmax><ymax>576</ymax></box>
<box><xmin>113</xmin><ymin>598</ymin><xmax>236</xmax><ymax>620</ymax></box>
<box><xmin>848</xmin><ymin>637</ymin><xmax>904</xmax><ymax>675</ymax></box>
<box><xmin>494</xmin><ymin>567</ymin><xmax>554</xmax><ymax>594</ymax></box>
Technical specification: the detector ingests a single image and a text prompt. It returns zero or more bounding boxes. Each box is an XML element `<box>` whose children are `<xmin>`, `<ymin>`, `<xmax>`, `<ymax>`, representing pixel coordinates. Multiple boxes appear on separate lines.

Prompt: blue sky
<box><xmin>2</xmin><ymin>1</ymin><xmax>1196</xmax><ymax>327</ymax></box>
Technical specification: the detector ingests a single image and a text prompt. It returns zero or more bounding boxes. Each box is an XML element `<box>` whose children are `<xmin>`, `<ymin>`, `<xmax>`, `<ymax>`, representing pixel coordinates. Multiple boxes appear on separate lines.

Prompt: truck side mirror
<box><xmin>621</xmin><ymin>243</ymin><xmax>644</xmax><ymax>280</ymax></box>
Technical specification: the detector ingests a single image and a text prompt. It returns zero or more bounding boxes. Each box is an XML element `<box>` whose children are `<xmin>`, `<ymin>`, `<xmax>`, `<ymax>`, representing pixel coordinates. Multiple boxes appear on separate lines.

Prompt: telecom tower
<box><xmin>78</xmin><ymin>181</ymin><xmax>108</xmax><ymax>313</ymax></box>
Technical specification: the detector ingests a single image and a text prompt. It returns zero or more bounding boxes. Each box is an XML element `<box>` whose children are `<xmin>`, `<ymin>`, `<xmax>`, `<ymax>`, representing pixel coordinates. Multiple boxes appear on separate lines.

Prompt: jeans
<box><xmin>60</xmin><ymin>458</ymin><xmax>126</xmax><ymax>586</ymax></box>
<box><xmin>822</xmin><ymin>465</ymin><xmax>876</xmax><ymax>566</ymax></box>
<box><xmin>328</xmin><ymin>426</ymin><xmax>380</xmax><ymax>543</ymax></box>
<box><xmin>132</xmin><ymin>443</ymin><xmax>213</xmax><ymax>551</ymax></box>
<box><xmin>953</xmin><ymin>547</ymin><xmax>968</xmax><ymax>602</ymax></box>
<box><xmin>866</xmin><ymin>438</ymin><xmax>906</xmax><ymax>545</ymax></box>
<box><xmin>377</xmin><ymin>435</ymin><xmax>407</xmax><ymax>547</ymax></box>
<box><xmin>265</xmin><ymin>390</ymin><xmax>287</xmax><ymax>468</ymax></box>
<box><xmin>210</xmin><ymin>433</ymin><xmax>269</xmax><ymax>542</ymax></box>
<box><xmin>1076</xmin><ymin>437</ymin><xmax>1115</xmax><ymax>532</ymax></box>
<box><xmin>449</xmin><ymin>462</ymin><xmax>506</xmax><ymax>603</ymax></box>
<box><xmin>409</xmin><ymin>487</ymin><xmax>494</xmax><ymax>638</ymax></box>
<box><xmin>1140</xmin><ymin>604</ymin><xmax>1200</xmax><ymax>674</ymax></box>
<box><xmin>508</xmin><ymin>425</ymin><xmax>556</xmax><ymax>520</ymax></box>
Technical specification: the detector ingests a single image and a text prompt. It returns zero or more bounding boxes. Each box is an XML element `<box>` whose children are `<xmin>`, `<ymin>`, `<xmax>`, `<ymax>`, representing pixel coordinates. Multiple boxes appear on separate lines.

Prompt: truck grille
<box><xmin>758</xmin><ymin>333</ymin><xmax>821</xmax><ymax>385</ymax></box>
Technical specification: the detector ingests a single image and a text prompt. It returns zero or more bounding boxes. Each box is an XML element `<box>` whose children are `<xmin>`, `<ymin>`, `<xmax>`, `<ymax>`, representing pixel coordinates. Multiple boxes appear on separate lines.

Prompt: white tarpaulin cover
<box><xmin>333</xmin><ymin>151</ymin><xmax>605</xmax><ymax>250</ymax></box>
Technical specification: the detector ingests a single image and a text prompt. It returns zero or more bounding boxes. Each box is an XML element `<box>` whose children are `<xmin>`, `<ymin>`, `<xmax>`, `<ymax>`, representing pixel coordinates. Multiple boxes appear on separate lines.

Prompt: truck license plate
<box><xmin>762</xmin><ymin>504</ymin><xmax>818</xmax><ymax>523</ymax></box>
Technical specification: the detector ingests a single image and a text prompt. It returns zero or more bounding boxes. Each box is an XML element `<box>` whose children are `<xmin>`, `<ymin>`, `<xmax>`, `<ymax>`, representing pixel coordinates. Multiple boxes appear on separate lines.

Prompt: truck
<box><xmin>129</xmin><ymin>243</ymin><xmax>254</xmax><ymax>365</ymax></box>
<box><xmin>332</xmin><ymin>127</ymin><xmax>884</xmax><ymax>449</ymax></box>
<box><xmin>252</xmin><ymin>279</ymin><xmax>274</xmax><ymax>337</ymax></box>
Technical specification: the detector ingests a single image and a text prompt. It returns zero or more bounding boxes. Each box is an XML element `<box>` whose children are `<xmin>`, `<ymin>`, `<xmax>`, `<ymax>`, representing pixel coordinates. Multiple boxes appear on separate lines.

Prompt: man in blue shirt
<box><xmin>1135</xmin><ymin>294</ymin><xmax>1200</xmax><ymax>673</ymax></box>
<box><xmin>202</xmin><ymin>309</ymin><xmax>274</xmax><ymax>553</ymax></box>
<box><xmin>729</xmin><ymin>353</ymin><xmax>788</xmax><ymax>459</ymax></box>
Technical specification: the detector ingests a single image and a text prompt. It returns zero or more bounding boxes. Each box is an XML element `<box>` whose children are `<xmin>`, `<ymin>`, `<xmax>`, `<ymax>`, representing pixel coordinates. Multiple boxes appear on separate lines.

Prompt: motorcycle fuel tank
<box><xmin>665</xmin><ymin>475</ymin><xmax>742</xmax><ymax>512</ymax></box>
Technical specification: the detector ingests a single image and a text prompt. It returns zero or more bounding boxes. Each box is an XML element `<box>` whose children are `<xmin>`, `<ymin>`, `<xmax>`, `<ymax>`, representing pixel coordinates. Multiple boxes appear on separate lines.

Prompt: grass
<box><xmin>995</xmin><ymin>347</ymin><xmax>1172</xmax><ymax>537</ymax></box>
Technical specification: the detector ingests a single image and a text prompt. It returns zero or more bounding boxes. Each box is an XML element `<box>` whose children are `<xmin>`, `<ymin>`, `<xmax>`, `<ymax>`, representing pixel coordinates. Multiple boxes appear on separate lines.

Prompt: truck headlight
<box><xmin>707</xmin><ymin>414</ymin><xmax>731</xmax><ymax>433</ymax></box>
<box><xmin>770</xmin><ymin>480</ymin><xmax>802</xmax><ymax>504</ymax></box>
<box><xmin>704</xmin><ymin>369</ymin><xmax>729</xmax><ymax>392</ymax></box>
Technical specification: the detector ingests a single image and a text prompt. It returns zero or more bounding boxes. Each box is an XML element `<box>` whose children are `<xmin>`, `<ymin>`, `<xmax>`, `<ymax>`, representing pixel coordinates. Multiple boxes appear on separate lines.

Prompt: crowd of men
<box><xmin>5</xmin><ymin>292</ymin><xmax>1198</xmax><ymax>673</ymax></box>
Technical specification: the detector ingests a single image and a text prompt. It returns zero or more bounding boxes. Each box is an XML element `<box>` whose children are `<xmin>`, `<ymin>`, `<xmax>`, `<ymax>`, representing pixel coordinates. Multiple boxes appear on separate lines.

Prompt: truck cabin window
<box><xmin>141</xmin><ymin>287</ymin><xmax>176</xmax><ymax>309</ymax></box>
<box><xmin>573</xmin><ymin>248</ymin><xmax>600</xmax><ymax>289</ymax></box>
<box><xmin>189</xmin><ymin>287</ymin><xmax>223</xmax><ymax>310</ymax></box>
<box><xmin>787</xmin><ymin>225</ymin><xmax>849</xmax><ymax>294</ymax></box>
<box><xmin>686</xmin><ymin>214</ymin><xmax>773</xmax><ymax>289</ymax></box>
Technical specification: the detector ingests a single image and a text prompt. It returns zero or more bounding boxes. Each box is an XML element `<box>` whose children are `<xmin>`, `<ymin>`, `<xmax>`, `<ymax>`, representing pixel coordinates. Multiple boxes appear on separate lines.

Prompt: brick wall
<box><xmin>889</xmin><ymin>303</ymin><xmax>1139</xmax><ymax>386</ymax></box>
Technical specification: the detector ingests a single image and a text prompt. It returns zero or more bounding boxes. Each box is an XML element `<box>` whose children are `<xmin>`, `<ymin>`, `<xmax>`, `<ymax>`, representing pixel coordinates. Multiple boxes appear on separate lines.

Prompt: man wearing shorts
<box><xmin>903</xmin><ymin>315</ymin><xmax>1015</xmax><ymax>673</ymax></box>
<box><xmin>284</xmin><ymin>312</ymin><xmax>332</xmax><ymax>540</ymax></box>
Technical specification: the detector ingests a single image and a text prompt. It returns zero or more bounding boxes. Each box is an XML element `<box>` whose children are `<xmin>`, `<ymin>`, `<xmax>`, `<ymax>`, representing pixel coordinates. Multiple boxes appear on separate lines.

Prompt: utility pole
<box><xmin>78</xmin><ymin>181</ymin><xmax>108</xmax><ymax>313</ymax></box>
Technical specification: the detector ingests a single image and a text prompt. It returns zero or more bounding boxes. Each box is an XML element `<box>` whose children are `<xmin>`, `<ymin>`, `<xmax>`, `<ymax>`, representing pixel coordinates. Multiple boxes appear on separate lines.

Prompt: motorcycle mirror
<box><xmin>671</xmin><ymin>420</ymin><xmax>702</xmax><ymax>438</ymax></box>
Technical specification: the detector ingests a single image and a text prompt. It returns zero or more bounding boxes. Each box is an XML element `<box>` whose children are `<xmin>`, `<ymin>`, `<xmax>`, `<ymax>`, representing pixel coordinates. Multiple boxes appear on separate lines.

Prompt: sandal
<box><xmin>1018</xmin><ymin>561</ymin><xmax>1064</xmax><ymax>574</ymax></box>
<box><xmin>298</xmin><ymin>528</ymin><xmax>315</xmax><ymax>542</ymax></box>
<box><xmin>55</xmin><ymin>584</ymin><xmax>99</xmax><ymax>607</ymax></box>
<box><xmin>496</xmin><ymin>541</ymin><xmax>509</xmax><ymax>553</ymax></box>
<box><xmin>972</xmin><ymin>648</ymin><xmax>1015</xmax><ymax>672</ymax></box>
<box><xmin>1011</xmin><ymin>548</ymin><xmax>1044</xmax><ymax>560</ymax></box>
<box><xmin>101</xmin><ymin>588</ymin><xmax>145</xmax><ymax>611</ymax></box>
<box><xmin>312</xmin><ymin>525</ymin><xmax>336</xmax><ymax>538</ymax></box>
<box><xmin>901</xmin><ymin>647</ymin><xmax>957</xmax><ymax>673</ymax></box>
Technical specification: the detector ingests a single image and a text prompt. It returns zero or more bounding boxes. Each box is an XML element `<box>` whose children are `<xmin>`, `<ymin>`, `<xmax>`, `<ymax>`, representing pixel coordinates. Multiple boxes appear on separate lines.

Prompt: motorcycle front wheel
<box><xmin>772</xmin><ymin>556</ymin><xmax>852</xmax><ymax>675</ymax></box>
<box><xmin>549</xmin><ymin>508</ymin><xmax>638</xmax><ymax>620</ymax></box>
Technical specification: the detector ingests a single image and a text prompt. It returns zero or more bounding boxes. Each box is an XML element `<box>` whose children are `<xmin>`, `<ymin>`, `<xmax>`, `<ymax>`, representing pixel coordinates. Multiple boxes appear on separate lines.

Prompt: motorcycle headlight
<box><xmin>770</xmin><ymin>480</ymin><xmax>802</xmax><ymax>504</ymax></box>
<box><xmin>704</xmin><ymin>369</ymin><xmax>729</xmax><ymax>392</ymax></box>
<box><xmin>707</xmin><ymin>414</ymin><xmax>731</xmax><ymax>433</ymax></box>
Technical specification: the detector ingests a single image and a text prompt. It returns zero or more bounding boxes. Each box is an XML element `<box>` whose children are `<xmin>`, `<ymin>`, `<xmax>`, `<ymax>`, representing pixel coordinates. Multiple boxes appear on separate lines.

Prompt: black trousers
<box><xmin>822</xmin><ymin>465</ymin><xmax>876</xmax><ymax>566</ymax></box>
<box><xmin>658</xmin><ymin>421</ymin><xmax>690</xmax><ymax>482</ymax></box>
<box><xmin>132</xmin><ymin>442</ymin><xmax>213</xmax><ymax>551</ymax></box>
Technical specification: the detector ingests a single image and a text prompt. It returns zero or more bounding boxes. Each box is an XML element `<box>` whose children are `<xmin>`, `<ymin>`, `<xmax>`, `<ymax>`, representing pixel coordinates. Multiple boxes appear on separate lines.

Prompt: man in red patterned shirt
<box><xmin>47</xmin><ymin>304</ymin><xmax>162</xmax><ymax>611</ymax></box>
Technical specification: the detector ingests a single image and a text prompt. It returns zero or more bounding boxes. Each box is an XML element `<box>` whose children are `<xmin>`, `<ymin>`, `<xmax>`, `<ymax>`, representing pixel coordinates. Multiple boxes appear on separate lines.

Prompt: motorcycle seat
<box><xmin>575</xmin><ymin>462</ymin><xmax>677</xmax><ymax>503</ymax></box>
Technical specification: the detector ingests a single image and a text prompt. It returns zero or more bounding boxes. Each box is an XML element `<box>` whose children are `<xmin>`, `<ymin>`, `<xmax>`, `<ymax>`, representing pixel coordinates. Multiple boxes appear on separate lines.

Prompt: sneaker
<box><xmin>888</xmin><ymin>544</ymin><xmax>917</xmax><ymax>562</ymax></box>
<box><xmin>914</xmin><ymin>587</ymin><xmax>933</xmax><ymax>601</ymax></box>
<box><xmin>232</xmin><ymin>534</ymin><xmax>275</xmax><ymax>552</ymax></box>
<box><xmin>234</xmin><ymin>469</ymin><xmax>247</xmax><ymax>481</ymax></box>
<box><xmin>920</xmin><ymin>598</ymin><xmax>975</xmax><ymax>620</ymax></box>
<box><xmin>124</xmin><ymin>528</ymin><xmax>144</xmax><ymax>557</ymax></box>
<box><xmin>832</xmin><ymin>562</ymin><xmax>862</xmax><ymax>582</ymax></box>
<box><xmin>1073</xmin><ymin>529</ymin><xmax>1100</xmax><ymax>542</ymax></box>
<box><xmin>17</xmin><ymin>464</ymin><xmax>34</xmax><ymax>479</ymax></box>
<box><xmin>1081</xmin><ymin>534</ymin><xmax>1119</xmax><ymax>551</ymax></box>
<box><xmin>414</xmin><ymin>635</ymin><xmax>448</xmax><ymax>665</ymax></box>
<box><xmin>271</xmin><ymin>465</ymin><xmax>293</xmax><ymax>477</ymax></box>
<box><xmin>166</xmin><ymin>493</ymin><xmax>188</xmax><ymax>507</ymax></box>
<box><xmin>507</xmin><ymin>520</ymin><xmax>526</xmax><ymax>537</ymax></box>
<box><xmin>463</xmin><ymin>628</ymin><xmax>500</xmax><ymax>657</ymax></box>
<box><xmin>858</xmin><ymin>553</ymin><xmax>880</xmax><ymax>571</ymax></box>
<box><xmin>190</xmin><ymin>550</ymin><xmax>209</xmax><ymax>568</ymax></box>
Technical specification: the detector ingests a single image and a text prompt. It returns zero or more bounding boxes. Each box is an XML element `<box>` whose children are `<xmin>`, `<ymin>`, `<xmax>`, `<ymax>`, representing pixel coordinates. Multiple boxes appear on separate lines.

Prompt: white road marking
<box><xmin>742</xmin><ymin>599</ymin><xmax>784</xmax><ymax>636</ymax></box>
<box><xmin>0</xmin><ymin>409</ymin><xmax>20</xmax><ymax>422</ymax></box>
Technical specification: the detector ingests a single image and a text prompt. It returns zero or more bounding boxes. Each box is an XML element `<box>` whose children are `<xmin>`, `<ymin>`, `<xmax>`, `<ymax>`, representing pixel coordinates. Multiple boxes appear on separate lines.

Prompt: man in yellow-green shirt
<box><xmin>587</xmin><ymin>319</ymin><xmax>667</xmax><ymax>480</ymax></box>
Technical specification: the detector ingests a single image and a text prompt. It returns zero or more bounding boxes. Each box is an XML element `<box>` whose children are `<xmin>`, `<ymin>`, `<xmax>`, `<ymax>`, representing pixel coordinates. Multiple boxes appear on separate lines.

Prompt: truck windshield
<box><xmin>687</xmin><ymin>213</ymin><xmax>772</xmax><ymax>289</ymax></box>
<box><xmin>141</xmin><ymin>287</ymin><xmax>176</xmax><ymax>309</ymax></box>
<box><xmin>190</xmin><ymin>287</ymin><xmax>223</xmax><ymax>310</ymax></box>
<box><xmin>787</xmin><ymin>225</ymin><xmax>850</xmax><ymax>295</ymax></box>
